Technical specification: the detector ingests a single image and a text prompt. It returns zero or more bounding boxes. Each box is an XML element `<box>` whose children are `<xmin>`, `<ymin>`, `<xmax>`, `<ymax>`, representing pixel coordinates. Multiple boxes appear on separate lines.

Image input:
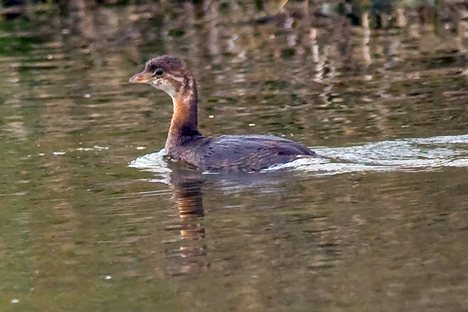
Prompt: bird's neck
<box><xmin>165</xmin><ymin>82</ymin><xmax>200</xmax><ymax>152</ymax></box>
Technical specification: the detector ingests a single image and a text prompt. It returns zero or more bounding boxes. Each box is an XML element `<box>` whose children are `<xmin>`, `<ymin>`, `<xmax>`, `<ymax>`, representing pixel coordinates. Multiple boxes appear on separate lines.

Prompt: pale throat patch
<box><xmin>151</xmin><ymin>73</ymin><xmax>194</xmax><ymax>104</ymax></box>
<box><xmin>151</xmin><ymin>79</ymin><xmax>177</xmax><ymax>98</ymax></box>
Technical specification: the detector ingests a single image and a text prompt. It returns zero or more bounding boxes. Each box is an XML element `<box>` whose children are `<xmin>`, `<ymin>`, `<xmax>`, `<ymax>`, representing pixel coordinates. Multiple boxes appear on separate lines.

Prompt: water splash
<box><xmin>270</xmin><ymin>134</ymin><xmax>468</xmax><ymax>175</ymax></box>
<box><xmin>129</xmin><ymin>134</ymin><xmax>468</xmax><ymax>179</ymax></box>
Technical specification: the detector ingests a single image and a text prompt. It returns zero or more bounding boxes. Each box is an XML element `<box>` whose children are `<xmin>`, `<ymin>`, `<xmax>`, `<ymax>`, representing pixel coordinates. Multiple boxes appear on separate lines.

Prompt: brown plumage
<box><xmin>129</xmin><ymin>55</ymin><xmax>316</xmax><ymax>172</ymax></box>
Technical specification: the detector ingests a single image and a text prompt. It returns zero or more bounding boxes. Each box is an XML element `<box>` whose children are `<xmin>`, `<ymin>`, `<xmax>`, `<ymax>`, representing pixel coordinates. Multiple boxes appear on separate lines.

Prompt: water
<box><xmin>0</xmin><ymin>2</ymin><xmax>468</xmax><ymax>311</ymax></box>
<box><xmin>131</xmin><ymin>134</ymin><xmax>468</xmax><ymax>177</ymax></box>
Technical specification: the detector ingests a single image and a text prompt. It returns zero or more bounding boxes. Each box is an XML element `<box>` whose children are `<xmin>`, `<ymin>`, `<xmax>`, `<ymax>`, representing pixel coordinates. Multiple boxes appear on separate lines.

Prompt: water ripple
<box><xmin>129</xmin><ymin>134</ymin><xmax>468</xmax><ymax>179</ymax></box>
<box><xmin>273</xmin><ymin>134</ymin><xmax>468</xmax><ymax>174</ymax></box>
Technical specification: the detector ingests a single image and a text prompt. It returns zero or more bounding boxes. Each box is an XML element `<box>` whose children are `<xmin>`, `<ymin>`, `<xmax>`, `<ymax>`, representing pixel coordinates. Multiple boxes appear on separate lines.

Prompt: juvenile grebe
<box><xmin>129</xmin><ymin>55</ymin><xmax>316</xmax><ymax>172</ymax></box>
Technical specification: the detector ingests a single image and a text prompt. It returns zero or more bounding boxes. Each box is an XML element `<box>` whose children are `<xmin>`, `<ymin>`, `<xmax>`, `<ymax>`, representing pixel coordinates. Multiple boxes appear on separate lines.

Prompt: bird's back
<box><xmin>172</xmin><ymin>135</ymin><xmax>316</xmax><ymax>172</ymax></box>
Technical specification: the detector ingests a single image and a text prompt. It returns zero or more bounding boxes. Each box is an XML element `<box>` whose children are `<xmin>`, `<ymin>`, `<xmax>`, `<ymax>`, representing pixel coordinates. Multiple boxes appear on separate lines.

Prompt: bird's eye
<box><xmin>153</xmin><ymin>68</ymin><xmax>164</xmax><ymax>77</ymax></box>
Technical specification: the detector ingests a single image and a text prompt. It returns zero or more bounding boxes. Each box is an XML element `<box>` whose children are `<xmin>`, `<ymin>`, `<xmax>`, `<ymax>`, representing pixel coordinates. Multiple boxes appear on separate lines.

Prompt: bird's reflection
<box><xmin>161</xmin><ymin>163</ymin><xmax>292</xmax><ymax>276</ymax></box>
<box><xmin>164</xmin><ymin>166</ymin><xmax>208</xmax><ymax>276</ymax></box>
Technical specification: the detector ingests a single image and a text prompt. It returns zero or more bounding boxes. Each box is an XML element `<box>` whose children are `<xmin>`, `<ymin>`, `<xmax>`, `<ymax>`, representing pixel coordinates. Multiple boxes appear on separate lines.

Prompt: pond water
<box><xmin>0</xmin><ymin>2</ymin><xmax>467</xmax><ymax>311</ymax></box>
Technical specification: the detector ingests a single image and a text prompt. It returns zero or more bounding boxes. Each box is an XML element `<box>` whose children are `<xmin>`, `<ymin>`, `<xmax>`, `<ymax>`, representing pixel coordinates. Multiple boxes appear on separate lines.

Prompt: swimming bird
<box><xmin>129</xmin><ymin>55</ymin><xmax>316</xmax><ymax>172</ymax></box>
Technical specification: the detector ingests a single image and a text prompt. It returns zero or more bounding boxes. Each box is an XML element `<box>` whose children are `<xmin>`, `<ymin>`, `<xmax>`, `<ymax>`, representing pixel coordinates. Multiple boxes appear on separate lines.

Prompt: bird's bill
<box><xmin>129</xmin><ymin>71</ymin><xmax>152</xmax><ymax>83</ymax></box>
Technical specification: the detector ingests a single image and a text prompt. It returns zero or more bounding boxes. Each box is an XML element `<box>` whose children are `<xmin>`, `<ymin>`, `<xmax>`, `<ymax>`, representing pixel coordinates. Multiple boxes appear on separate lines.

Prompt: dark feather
<box><xmin>171</xmin><ymin>135</ymin><xmax>315</xmax><ymax>172</ymax></box>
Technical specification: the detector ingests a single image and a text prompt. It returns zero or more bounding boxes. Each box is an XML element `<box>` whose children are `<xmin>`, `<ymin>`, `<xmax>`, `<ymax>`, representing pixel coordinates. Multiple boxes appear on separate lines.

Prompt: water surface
<box><xmin>0</xmin><ymin>2</ymin><xmax>467</xmax><ymax>311</ymax></box>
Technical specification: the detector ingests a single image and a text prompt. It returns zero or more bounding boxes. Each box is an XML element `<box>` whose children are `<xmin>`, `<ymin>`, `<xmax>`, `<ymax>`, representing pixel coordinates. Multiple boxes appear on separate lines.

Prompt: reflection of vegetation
<box><xmin>1</xmin><ymin>0</ymin><xmax>464</xmax><ymax>26</ymax></box>
<box><xmin>0</xmin><ymin>20</ymin><xmax>40</xmax><ymax>54</ymax></box>
<box><xmin>0</xmin><ymin>34</ymin><xmax>40</xmax><ymax>54</ymax></box>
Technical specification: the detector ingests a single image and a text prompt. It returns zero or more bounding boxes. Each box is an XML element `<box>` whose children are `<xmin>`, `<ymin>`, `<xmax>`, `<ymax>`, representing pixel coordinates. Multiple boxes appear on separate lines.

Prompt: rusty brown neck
<box><xmin>165</xmin><ymin>79</ymin><xmax>200</xmax><ymax>153</ymax></box>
